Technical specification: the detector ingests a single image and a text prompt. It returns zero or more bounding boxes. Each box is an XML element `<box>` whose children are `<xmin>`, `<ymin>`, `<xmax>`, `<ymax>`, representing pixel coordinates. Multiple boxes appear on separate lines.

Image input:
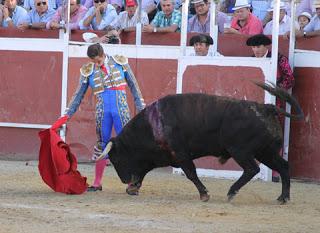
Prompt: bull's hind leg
<box><xmin>227</xmin><ymin>157</ymin><xmax>260</xmax><ymax>202</ymax></box>
<box><xmin>180</xmin><ymin>161</ymin><xmax>210</xmax><ymax>202</ymax></box>
<box><xmin>256</xmin><ymin>154</ymin><xmax>290</xmax><ymax>204</ymax></box>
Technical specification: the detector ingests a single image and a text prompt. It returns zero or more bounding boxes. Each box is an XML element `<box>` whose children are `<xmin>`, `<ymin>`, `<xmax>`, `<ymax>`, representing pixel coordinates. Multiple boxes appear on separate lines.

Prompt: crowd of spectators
<box><xmin>1</xmin><ymin>0</ymin><xmax>320</xmax><ymax>40</ymax></box>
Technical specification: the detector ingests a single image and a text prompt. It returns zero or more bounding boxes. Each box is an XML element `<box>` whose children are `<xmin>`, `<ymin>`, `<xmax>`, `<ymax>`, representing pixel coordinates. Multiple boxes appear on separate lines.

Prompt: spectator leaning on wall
<box><xmin>143</xmin><ymin>0</ymin><xmax>181</xmax><ymax>32</ymax></box>
<box><xmin>18</xmin><ymin>0</ymin><xmax>56</xmax><ymax>29</ymax></box>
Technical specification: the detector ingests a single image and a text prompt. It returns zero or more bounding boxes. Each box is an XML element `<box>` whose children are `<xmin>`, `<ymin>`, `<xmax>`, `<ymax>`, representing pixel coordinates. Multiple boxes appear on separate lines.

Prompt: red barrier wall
<box><xmin>1</xmin><ymin>30</ymin><xmax>320</xmax><ymax>181</ymax></box>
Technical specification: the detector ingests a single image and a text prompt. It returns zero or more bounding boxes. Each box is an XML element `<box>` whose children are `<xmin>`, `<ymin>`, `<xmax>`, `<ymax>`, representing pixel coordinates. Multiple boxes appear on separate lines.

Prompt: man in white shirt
<box><xmin>111</xmin><ymin>0</ymin><xmax>149</xmax><ymax>32</ymax></box>
<box><xmin>263</xmin><ymin>1</ymin><xmax>298</xmax><ymax>35</ymax></box>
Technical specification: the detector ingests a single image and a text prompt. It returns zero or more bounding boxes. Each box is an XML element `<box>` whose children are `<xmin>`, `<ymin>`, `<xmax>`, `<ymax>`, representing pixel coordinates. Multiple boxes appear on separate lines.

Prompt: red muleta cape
<box><xmin>38</xmin><ymin>126</ymin><xmax>88</xmax><ymax>194</ymax></box>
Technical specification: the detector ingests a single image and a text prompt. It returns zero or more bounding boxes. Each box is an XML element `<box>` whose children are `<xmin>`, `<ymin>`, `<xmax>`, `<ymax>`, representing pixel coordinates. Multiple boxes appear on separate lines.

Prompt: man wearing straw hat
<box><xmin>224</xmin><ymin>0</ymin><xmax>263</xmax><ymax>35</ymax></box>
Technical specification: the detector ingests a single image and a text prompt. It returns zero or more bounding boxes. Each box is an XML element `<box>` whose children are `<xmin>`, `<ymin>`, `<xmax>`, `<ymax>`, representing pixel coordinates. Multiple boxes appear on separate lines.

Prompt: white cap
<box><xmin>298</xmin><ymin>11</ymin><xmax>312</xmax><ymax>20</ymax></box>
<box><xmin>232</xmin><ymin>0</ymin><xmax>251</xmax><ymax>11</ymax></box>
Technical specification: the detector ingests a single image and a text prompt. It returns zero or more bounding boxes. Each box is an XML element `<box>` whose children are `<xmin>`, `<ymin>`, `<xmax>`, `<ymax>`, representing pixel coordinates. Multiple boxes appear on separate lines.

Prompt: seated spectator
<box><xmin>1</xmin><ymin>0</ymin><xmax>28</xmax><ymax>28</ymax></box>
<box><xmin>111</xmin><ymin>0</ymin><xmax>149</xmax><ymax>32</ymax></box>
<box><xmin>296</xmin><ymin>0</ymin><xmax>320</xmax><ymax>38</ymax></box>
<box><xmin>187</xmin><ymin>0</ymin><xmax>227</xmax><ymax>34</ymax></box>
<box><xmin>224</xmin><ymin>0</ymin><xmax>263</xmax><ymax>35</ymax></box>
<box><xmin>189</xmin><ymin>33</ymin><xmax>222</xmax><ymax>56</ymax></box>
<box><xmin>46</xmin><ymin>0</ymin><xmax>87</xmax><ymax>30</ymax></box>
<box><xmin>18</xmin><ymin>0</ymin><xmax>56</xmax><ymax>29</ymax></box>
<box><xmin>263</xmin><ymin>1</ymin><xmax>297</xmax><ymax>35</ymax></box>
<box><xmin>79</xmin><ymin>0</ymin><xmax>117</xmax><ymax>30</ymax></box>
<box><xmin>297</xmin><ymin>11</ymin><xmax>312</xmax><ymax>30</ymax></box>
<box><xmin>24</xmin><ymin>0</ymin><xmax>57</xmax><ymax>10</ymax></box>
<box><xmin>143</xmin><ymin>0</ymin><xmax>181</xmax><ymax>32</ymax></box>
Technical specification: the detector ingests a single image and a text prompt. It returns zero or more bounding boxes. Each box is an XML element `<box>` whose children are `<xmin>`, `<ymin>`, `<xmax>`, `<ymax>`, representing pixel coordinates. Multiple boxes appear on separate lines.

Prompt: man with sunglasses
<box><xmin>24</xmin><ymin>0</ymin><xmax>57</xmax><ymax>11</ymax></box>
<box><xmin>53</xmin><ymin>43</ymin><xmax>145</xmax><ymax>192</ymax></box>
<box><xmin>18</xmin><ymin>0</ymin><xmax>55</xmax><ymax>29</ymax></box>
<box><xmin>79</xmin><ymin>0</ymin><xmax>117</xmax><ymax>30</ymax></box>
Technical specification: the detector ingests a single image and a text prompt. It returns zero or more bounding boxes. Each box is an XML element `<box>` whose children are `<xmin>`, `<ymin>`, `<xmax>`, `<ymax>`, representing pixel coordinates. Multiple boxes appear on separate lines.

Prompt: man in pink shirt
<box><xmin>224</xmin><ymin>0</ymin><xmax>263</xmax><ymax>35</ymax></box>
<box><xmin>47</xmin><ymin>0</ymin><xmax>87</xmax><ymax>30</ymax></box>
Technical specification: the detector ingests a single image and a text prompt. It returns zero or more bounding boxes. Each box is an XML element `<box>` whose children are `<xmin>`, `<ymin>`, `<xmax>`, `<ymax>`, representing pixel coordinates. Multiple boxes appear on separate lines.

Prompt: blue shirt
<box><xmin>79</xmin><ymin>4</ymin><xmax>117</xmax><ymax>30</ymax></box>
<box><xmin>2</xmin><ymin>6</ymin><xmax>28</xmax><ymax>27</ymax></box>
<box><xmin>25</xmin><ymin>8</ymin><xmax>56</xmax><ymax>24</ymax></box>
<box><xmin>304</xmin><ymin>15</ymin><xmax>320</xmax><ymax>32</ymax></box>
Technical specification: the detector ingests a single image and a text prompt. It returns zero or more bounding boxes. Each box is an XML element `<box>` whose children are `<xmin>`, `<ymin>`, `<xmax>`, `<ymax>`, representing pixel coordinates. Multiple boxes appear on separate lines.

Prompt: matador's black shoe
<box><xmin>87</xmin><ymin>185</ymin><xmax>102</xmax><ymax>192</ymax></box>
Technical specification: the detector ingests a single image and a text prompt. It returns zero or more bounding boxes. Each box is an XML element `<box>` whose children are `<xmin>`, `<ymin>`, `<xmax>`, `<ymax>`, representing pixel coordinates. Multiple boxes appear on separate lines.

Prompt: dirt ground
<box><xmin>0</xmin><ymin>160</ymin><xmax>320</xmax><ymax>233</ymax></box>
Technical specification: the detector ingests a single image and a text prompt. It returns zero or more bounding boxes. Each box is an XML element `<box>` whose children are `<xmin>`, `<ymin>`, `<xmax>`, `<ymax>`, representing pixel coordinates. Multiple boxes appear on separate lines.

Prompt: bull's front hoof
<box><xmin>227</xmin><ymin>190</ymin><xmax>238</xmax><ymax>202</ymax></box>
<box><xmin>277</xmin><ymin>195</ymin><xmax>290</xmax><ymax>204</ymax></box>
<box><xmin>126</xmin><ymin>185</ymin><xmax>140</xmax><ymax>196</ymax></box>
<box><xmin>200</xmin><ymin>193</ymin><xmax>210</xmax><ymax>202</ymax></box>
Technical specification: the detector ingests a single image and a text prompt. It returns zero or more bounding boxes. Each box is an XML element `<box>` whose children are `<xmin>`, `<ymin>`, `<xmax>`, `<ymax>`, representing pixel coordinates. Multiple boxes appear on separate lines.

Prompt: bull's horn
<box><xmin>94</xmin><ymin>141</ymin><xmax>113</xmax><ymax>161</ymax></box>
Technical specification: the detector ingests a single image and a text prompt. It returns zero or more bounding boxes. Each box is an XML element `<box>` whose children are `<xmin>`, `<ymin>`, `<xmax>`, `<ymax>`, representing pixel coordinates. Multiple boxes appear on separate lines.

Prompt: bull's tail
<box><xmin>255</xmin><ymin>82</ymin><xmax>304</xmax><ymax>120</ymax></box>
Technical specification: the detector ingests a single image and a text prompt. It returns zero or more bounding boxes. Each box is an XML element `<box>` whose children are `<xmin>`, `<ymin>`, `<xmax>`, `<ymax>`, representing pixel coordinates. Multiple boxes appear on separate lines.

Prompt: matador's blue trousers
<box><xmin>95</xmin><ymin>89</ymin><xmax>131</xmax><ymax>157</ymax></box>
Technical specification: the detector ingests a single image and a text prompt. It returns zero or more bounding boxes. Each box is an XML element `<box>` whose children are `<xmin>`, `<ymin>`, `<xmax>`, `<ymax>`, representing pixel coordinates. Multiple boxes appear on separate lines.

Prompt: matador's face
<box><xmin>91</xmin><ymin>53</ymin><xmax>106</xmax><ymax>67</ymax></box>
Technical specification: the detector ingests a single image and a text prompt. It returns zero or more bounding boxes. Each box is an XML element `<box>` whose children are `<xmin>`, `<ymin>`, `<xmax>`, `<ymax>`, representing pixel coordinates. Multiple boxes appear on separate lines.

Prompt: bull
<box><xmin>99</xmin><ymin>83</ymin><xmax>303</xmax><ymax>204</ymax></box>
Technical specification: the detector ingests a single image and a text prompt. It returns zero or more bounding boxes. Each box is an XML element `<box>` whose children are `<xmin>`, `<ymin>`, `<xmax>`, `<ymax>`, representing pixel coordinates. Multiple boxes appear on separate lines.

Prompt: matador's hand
<box><xmin>51</xmin><ymin>115</ymin><xmax>69</xmax><ymax>130</ymax></box>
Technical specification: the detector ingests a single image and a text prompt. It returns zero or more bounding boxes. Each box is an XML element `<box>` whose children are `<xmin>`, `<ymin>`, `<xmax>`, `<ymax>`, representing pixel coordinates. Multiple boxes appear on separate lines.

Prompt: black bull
<box><xmin>101</xmin><ymin>83</ymin><xmax>303</xmax><ymax>203</ymax></box>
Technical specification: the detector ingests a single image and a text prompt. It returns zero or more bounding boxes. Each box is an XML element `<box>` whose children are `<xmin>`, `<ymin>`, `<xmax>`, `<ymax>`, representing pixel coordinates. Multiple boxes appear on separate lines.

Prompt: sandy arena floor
<box><xmin>0</xmin><ymin>160</ymin><xmax>320</xmax><ymax>233</ymax></box>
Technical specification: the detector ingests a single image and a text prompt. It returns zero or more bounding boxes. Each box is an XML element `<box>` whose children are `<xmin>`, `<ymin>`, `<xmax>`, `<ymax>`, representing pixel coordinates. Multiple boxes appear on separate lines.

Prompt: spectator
<box><xmin>263</xmin><ymin>1</ymin><xmax>297</xmax><ymax>36</ymax></box>
<box><xmin>46</xmin><ymin>0</ymin><xmax>87</xmax><ymax>30</ymax></box>
<box><xmin>296</xmin><ymin>0</ymin><xmax>320</xmax><ymax>38</ymax></box>
<box><xmin>189</xmin><ymin>33</ymin><xmax>222</xmax><ymax>56</ymax></box>
<box><xmin>18</xmin><ymin>0</ymin><xmax>56</xmax><ymax>29</ymax></box>
<box><xmin>1</xmin><ymin>0</ymin><xmax>28</xmax><ymax>28</ymax></box>
<box><xmin>187</xmin><ymin>0</ymin><xmax>227</xmax><ymax>34</ymax></box>
<box><xmin>24</xmin><ymin>0</ymin><xmax>57</xmax><ymax>10</ymax></box>
<box><xmin>79</xmin><ymin>0</ymin><xmax>117</xmax><ymax>30</ymax></box>
<box><xmin>297</xmin><ymin>11</ymin><xmax>311</xmax><ymax>30</ymax></box>
<box><xmin>246</xmin><ymin>34</ymin><xmax>294</xmax><ymax>182</ymax></box>
<box><xmin>111</xmin><ymin>0</ymin><xmax>149</xmax><ymax>32</ymax></box>
<box><xmin>143</xmin><ymin>0</ymin><xmax>181</xmax><ymax>32</ymax></box>
<box><xmin>224</xmin><ymin>0</ymin><xmax>263</xmax><ymax>35</ymax></box>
